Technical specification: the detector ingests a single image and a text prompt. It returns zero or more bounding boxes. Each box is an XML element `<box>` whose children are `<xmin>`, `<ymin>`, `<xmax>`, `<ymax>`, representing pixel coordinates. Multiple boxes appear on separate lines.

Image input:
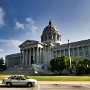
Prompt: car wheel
<box><xmin>7</xmin><ymin>82</ymin><xmax>11</xmax><ymax>87</ymax></box>
<box><xmin>27</xmin><ymin>82</ymin><xmax>32</xmax><ymax>87</ymax></box>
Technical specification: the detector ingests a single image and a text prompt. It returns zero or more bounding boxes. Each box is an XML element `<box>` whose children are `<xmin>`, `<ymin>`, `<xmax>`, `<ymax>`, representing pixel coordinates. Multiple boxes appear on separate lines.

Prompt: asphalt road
<box><xmin>0</xmin><ymin>81</ymin><xmax>90</xmax><ymax>90</ymax></box>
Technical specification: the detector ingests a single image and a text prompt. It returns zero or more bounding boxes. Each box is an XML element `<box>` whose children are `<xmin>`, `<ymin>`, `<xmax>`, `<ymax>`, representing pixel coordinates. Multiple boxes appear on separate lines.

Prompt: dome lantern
<box><xmin>49</xmin><ymin>19</ymin><xmax>52</xmax><ymax>26</ymax></box>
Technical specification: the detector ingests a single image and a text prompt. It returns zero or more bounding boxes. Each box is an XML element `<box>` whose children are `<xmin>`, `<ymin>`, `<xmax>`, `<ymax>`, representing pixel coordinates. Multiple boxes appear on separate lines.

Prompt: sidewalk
<box><xmin>38</xmin><ymin>81</ymin><xmax>90</xmax><ymax>84</ymax></box>
<box><xmin>0</xmin><ymin>81</ymin><xmax>90</xmax><ymax>85</ymax></box>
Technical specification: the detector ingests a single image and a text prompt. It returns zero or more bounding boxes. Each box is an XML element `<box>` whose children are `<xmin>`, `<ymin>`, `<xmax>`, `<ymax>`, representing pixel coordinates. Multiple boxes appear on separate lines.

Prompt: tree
<box><xmin>50</xmin><ymin>56</ymin><xmax>69</xmax><ymax>73</ymax></box>
<box><xmin>83</xmin><ymin>59</ymin><xmax>90</xmax><ymax>75</ymax></box>
<box><xmin>70</xmin><ymin>56</ymin><xmax>84</xmax><ymax>74</ymax></box>
<box><xmin>75</xmin><ymin>58</ymin><xmax>90</xmax><ymax>75</ymax></box>
<box><xmin>0</xmin><ymin>58</ymin><xmax>6</xmax><ymax>71</ymax></box>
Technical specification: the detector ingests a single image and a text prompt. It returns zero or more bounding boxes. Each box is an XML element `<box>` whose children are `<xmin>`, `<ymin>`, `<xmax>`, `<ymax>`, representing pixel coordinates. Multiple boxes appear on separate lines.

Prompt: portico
<box><xmin>19</xmin><ymin>40</ymin><xmax>44</xmax><ymax>66</ymax></box>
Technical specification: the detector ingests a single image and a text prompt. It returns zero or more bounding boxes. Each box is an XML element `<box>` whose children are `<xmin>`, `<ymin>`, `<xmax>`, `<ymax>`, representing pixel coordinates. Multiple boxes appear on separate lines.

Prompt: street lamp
<box><xmin>87</xmin><ymin>64</ymin><xmax>88</xmax><ymax>68</ymax></box>
<box><xmin>68</xmin><ymin>40</ymin><xmax>72</xmax><ymax>73</ymax></box>
<box><xmin>86</xmin><ymin>64</ymin><xmax>89</xmax><ymax>76</ymax></box>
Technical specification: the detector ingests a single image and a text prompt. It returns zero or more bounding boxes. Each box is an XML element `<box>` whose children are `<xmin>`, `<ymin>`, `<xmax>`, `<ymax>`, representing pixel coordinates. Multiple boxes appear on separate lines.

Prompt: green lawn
<box><xmin>28</xmin><ymin>76</ymin><xmax>90</xmax><ymax>81</ymax></box>
<box><xmin>0</xmin><ymin>74</ymin><xmax>90</xmax><ymax>81</ymax></box>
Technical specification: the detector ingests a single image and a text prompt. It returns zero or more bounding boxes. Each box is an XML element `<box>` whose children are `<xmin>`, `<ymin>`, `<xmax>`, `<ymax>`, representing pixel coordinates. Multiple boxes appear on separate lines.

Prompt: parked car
<box><xmin>2</xmin><ymin>75</ymin><xmax>38</xmax><ymax>87</ymax></box>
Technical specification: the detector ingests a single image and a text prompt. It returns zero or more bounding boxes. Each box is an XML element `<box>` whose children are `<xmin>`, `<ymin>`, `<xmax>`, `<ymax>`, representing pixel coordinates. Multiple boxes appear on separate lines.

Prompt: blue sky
<box><xmin>0</xmin><ymin>0</ymin><xmax>90</xmax><ymax>59</ymax></box>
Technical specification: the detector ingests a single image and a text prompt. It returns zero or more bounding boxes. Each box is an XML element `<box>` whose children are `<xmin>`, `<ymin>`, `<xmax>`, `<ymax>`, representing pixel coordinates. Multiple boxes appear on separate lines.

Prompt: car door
<box><xmin>17</xmin><ymin>76</ymin><xmax>27</xmax><ymax>85</ymax></box>
<box><xmin>10</xmin><ymin>76</ymin><xmax>18</xmax><ymax>85</ymax></box>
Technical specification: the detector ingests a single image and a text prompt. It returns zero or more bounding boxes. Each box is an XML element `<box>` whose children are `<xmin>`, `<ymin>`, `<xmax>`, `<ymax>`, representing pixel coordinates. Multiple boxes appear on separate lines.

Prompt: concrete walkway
<box><xmin>0</xmin><ymin>81</ymin><xmax>90</xmax><ymax>85</ymax></box>
<box><xmin>38</xmin><ymin>81</ymin><xmax>90</xmax><ymax>84</ymax></box>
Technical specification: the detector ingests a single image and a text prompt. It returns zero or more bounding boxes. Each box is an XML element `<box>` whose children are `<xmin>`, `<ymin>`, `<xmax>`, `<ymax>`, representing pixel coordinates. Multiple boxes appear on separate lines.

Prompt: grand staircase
<box><xmin>1</xmin><ymin>64</ymin><xmax>52</xmax><ymax>75</ymax></box>
<box><xmin>32</xmin><ymin>64</ymin><xmax>50</xmax><ymax>75</ymax></box>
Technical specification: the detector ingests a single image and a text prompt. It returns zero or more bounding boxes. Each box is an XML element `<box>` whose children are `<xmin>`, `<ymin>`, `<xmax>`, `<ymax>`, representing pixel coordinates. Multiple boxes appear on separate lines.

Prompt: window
<box><xmin>57</xmin><ymin>50</ymin><xmax>60</xmax><ymax>56</ymax></box>
<box><xmin>53</xmin><ymin>33</ymin><xmax>55</xmax><ymax>39</ymax></box>
<box><xmin>74</xmin><ymin>48</ymin><xmax>78</xmax><ymax>57</ymax></box>
<box><xmin>57</xmin><ymin>34</ymin><xmax>59</xmax><ymax>40</ymax></box>
<box><xmin>79</xmin><ymin>47</ymin><xmax>82</xmax><ymax>51</ymax></box>
<box><xmin>84</xmin><ymin>46</ymin><xmax>89</xmax><ymax>58</ymax></box>
<box><xmin>48</xmin><ymin>33</ymin><xmax>51</xmax><ymax>39</ymax></box>
<box><xmin>65</xmin><ymin>49</ymin><xmax>68</xmax><ymax>56</ymax></box>
<box><xmin>70</xmin><ymin>48</ymin><xmax>73</xmax><ymax>56</ymax></box>
<box><xmin>53</xmin><ymin>51</ymin><xmax>56</xmax><ymax>57</ymax></box>
<box><xmin>61</xmin><ymin>50</ymin><xmax>64</xmax><ymax>56</ymax></box>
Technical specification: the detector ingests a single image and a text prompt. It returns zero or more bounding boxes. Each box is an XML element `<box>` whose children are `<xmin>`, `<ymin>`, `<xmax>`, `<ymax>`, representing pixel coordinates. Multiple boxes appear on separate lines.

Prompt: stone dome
<box><xmin>42</xmin><ymin>21</ymin><xmax>60</xmax><ymax>34</ymax></box>
<box><xmin>41</xmin><ymin>20</ymin><xmax>62</xmax><ymax>45</ymax></box>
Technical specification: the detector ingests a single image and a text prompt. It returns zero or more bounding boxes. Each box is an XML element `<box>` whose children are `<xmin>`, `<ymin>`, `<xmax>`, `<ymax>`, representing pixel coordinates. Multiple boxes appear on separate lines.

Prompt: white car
<box><xmin>2</xmin><ymin>75</ymin><xmax>38</xmax><ymax>87</ymax></box>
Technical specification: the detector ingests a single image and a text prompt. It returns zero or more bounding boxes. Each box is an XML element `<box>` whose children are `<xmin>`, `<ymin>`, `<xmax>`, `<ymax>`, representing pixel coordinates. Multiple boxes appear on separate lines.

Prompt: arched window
<box><xmin>48</xmin><ymin>33</ymin><xmax>51</xmax><ymax>39</ymax></box>
<box><xmin>45</xmin><ymin>34</ymin><xmax>47</xmax><ymax>40</ymax></box>
<box><xmin>57</xmin><ymin>34</ymin><xmax>60</xmax><ymax>40</ymax></box>
<box><xmin>53</xmin><ymin>33</ymin><xmax>55</xmax><ymax>39</ymax></box>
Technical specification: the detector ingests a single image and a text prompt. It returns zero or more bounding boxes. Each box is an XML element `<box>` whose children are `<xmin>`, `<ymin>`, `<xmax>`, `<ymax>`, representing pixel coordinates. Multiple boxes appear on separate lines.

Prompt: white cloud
<box><xmin>15</xmin><ymin>17</ymin><xmax>38</xmax><ymax>34</ymax></box>
<box><xmin>0</xmin><ymin>39</ymin><xmax>22</xmax><ymax>48</ymax></box>
<box><xmin>0</xmin><ymin>49</ymin><xmax>4</xmax><ymax>52</ymax></box>
<box><xmin>0</xmin><ymin>53</ymin><xmax>4</xmax><ymax>59</ymax></box>
<box><xmin>26</xmin><ymin>17</ymin><xmax>34</xmax><ymax>24</ymax></box>
<box><xmin>0</xmin><ymin>7</ymin><xmax>5</xmax><ymax>27</ymax></box>
<box><xmin>0</xmin><ymin>49</ymin><xmax>4</xmax><ymax>59</ymax></box>
<box><xmin>25</xmin><ymin>17</ymin><xmax>38</xmax><ymax>34</ymax></box>
<box><xmin>15</xmin><ymin>22</ymin><xmax>25</xmax><ymax>29</ymax></box>
<box><xmin>31</xmin><ymin>25</ymin><xmax>38</xmax><ymax>34</ymax></box>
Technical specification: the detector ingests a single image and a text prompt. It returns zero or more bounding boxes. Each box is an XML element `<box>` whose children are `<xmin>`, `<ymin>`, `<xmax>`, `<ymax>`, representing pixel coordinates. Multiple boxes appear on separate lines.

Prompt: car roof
<box><xmin>11</xmin><ymin>75</ymin><xmax>25</xmax><ymax>76</ymax></box>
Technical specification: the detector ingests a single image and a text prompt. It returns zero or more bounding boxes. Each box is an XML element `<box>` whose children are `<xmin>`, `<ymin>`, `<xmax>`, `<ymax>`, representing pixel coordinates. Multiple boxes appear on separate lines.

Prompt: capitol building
<box><xmin>5</xmin><ymin>20</ymin><xmax>90</xmax><ymax>70</ymax></box>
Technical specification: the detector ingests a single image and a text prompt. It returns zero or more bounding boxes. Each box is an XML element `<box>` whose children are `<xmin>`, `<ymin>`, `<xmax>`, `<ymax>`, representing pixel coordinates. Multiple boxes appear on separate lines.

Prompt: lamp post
<box><xmin>68</xmin><ymin>40</ymin><xmax>72</xmax><ymax>73</ymax></box>
<box><xmin>87</xmin><ymin>64</ymin><xmax>89</xmax><ymax>76</ymax></box>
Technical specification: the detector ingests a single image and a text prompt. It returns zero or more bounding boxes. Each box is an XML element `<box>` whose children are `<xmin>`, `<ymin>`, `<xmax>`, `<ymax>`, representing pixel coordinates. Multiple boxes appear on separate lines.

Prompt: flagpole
<box><xmin>68</xmin><ymin>40</ymin><xmax>72</xmax><ymax>73</ymax></box>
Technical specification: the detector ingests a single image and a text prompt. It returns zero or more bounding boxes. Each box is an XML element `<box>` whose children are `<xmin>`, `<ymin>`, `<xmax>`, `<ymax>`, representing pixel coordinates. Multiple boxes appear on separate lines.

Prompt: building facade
<box><xmin>5</xmin><ymin>20</ymin><xmax>90</xmax><ymax>69</ymax></box>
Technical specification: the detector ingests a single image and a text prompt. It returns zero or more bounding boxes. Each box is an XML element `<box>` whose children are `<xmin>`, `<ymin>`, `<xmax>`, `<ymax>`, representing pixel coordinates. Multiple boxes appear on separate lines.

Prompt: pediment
<box><xmin>19</xmin><ymin>40</ymin><xmax>38</xmax><ymax>47</ymax></box>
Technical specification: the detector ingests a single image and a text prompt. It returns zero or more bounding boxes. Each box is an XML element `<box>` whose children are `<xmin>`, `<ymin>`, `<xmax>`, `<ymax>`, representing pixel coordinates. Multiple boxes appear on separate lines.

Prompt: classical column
<box><xmin>64</xmin><ymin>49</ymin><xmax>65</xmax><ymax>56</ymax></box>
<box><xmin>29</xmin><ymin>48</ymin><xmax>31</xmax><ymax>65</ymax></box>
<box><xmin>41</xmin><ymin>48</ymin><xmax>43</xmax><ymax>63</ymax></box>
<box><xmin>83</xmin><ymin>46</ymin><xmax>85</xmax><ymax>59</ymax></box>
<box><xmin>27</xmin><ymin>49</ymin><xmax>29</xmax><ymax>65</ymax></box>
<box><xmin>20</xmin><ymin>50</ymin><xmax>22</xmax><ymax>65</ymax></box>
<box><xmin>39</xmin><ymin>47</ymin><xmax>41</xmax><ymax>63</ymax></box>
<box><xmin>56</xmin><ymin>50</ymin><xmax>57</xmax><ymax>57</ymax></box>
<box><xmin>33</xmin><ymin>47</ymin><xmax>35</xmax><ymax>64</ymax></box>
<box><xmin>50</xmin><ymin>48</ymin><xmax>52</xmax><ymax>59</ymax></box>
<box><xmin>60</xmin><ymin>50</ymin><xmax>61</xmax><ymax>57</ymax></box>
<box><xmin>43</xmin><ymin>47</ymin><xmax>46</xmax><ymax>64</ymax></box>
<box><xmin>8</xmin><ymin>59</ymin><xmax>10</xmax><ymax>68</ymax></box>
<box><xmin>9</xmin><ymin>59</ymin><xmax>11</xmax><ymax>68</ymax></box>
<box><xmin>77</xmin><ymin>47</ymin><xmax>79</xmax><ymax>57</ymax></box>
<box><xmin>10</xmin><ymin>59</ymin><xmax>12</xmax><ymax>68</ymax></box>
<box><xmin>23</xmin><ymin>50</ymin><xmax>25</xmax><ymax>65</ymax></box>
<box><xmin>25</xmin><ymin>49</ymin><xmax>28</xmax><ymax>65</ymax></box>
<box><xmin>36</xmin><ymin>47</ymin><xmax>39</xmax><ymax>64</ymax></box>
<box><xmin>12</xmin><ymin>58</ymin><xmax>15</xmax><ymax>67</ymax></box>
<box><xmin>44</xmin><ymin>46</ymin><xmax>47</xmax><ymax>64</ymax></box>
<box><xmin>72</xmin><ymin>48</ymin><xmax>74</xmax><ymax>57</ymax></box>
<box><xmin>58</xmin><ymin>34</ymin><xmax>60</xmax><ymax>41</ymax></box>
<box><xmin>6</xmin><ymin>59</ymin><xmax>8</xmax><ymax>68</ymax></box>
<box><xmin>51</xmin><ymin>33</ymin><xmax>53</xmax><ymax>39</ymax></box>
<box><xmin>55</xmin><ymin>33</ymin><xmax>57</xmax><ymax>40</ymax></box>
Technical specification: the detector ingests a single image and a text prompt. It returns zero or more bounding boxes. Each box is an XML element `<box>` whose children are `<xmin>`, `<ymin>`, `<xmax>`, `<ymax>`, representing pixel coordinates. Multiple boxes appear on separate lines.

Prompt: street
<box><xmin>0</xmin><ymin>81</ymin><xmax>90</xmax><ymax>90</ymax></box>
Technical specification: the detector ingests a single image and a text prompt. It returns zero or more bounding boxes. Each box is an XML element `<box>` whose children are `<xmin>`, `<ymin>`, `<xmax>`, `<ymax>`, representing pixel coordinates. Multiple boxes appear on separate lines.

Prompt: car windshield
<box><xmin>8</xmin><ymin>77</ymin><xmax>11</xmax><ymax>79</ymax></box>
<box><xmin>24</xmin><ymin>76</ymin><xmax>29</xmax><ymax>79</ymax></box>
